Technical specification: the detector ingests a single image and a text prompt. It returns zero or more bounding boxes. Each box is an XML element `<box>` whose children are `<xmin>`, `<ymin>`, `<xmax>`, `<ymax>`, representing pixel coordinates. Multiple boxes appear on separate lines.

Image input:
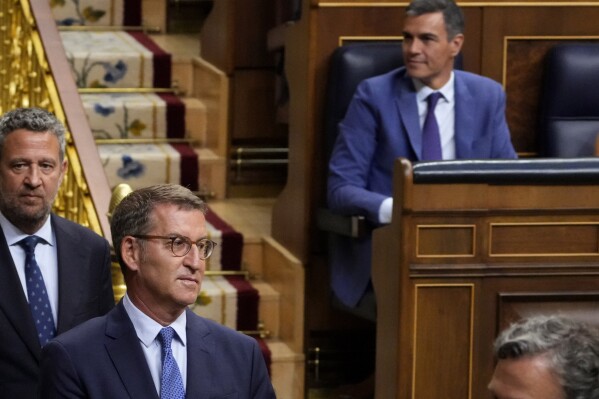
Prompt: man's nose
<box><xmin>407</xmin><ymin>40</ymin><xmax>422</xmax><ymax>53</ymax></box>
<box><xmin>184</xmin><ymin>243</ymin><xmax>203</xmax><ymax>270</ymax></box>
<box><xmin>24</xmin><ymin>166</ymin><xmax>42</xmax><ymax>187</ymax></box>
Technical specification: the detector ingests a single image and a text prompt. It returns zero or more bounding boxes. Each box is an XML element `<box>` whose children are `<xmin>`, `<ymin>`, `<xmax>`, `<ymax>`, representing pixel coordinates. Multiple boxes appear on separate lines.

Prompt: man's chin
<box><xmin>406</xmin><ymin>68</ymin><xmax>429</xmax><ymax>80</ymax></box>
<box><xmin>3</xmin><ymin>206</ymin><xmax>50</xmax><ymax>231</ymax></box>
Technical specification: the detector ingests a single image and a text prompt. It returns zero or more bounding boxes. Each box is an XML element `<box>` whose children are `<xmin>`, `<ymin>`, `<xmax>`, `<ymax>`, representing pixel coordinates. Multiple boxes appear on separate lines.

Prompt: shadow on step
<box><xmin>307</xmin><ymin>328</ymin><xmax>376</xmax><ymax>399</ymax></box>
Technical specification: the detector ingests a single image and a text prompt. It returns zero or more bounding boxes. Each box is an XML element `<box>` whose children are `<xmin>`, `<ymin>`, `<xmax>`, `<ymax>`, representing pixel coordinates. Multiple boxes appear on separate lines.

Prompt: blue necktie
<box><xmin>158</xmin><ymin>327</ymin><xmax>185</xmax><ymax>399</ymax></box>
<box><xmin>18</xmin><ymin>236</ymin><xmax>56</xmax><ymax>346</ymax></box>
<box><xmin>421</xmin><ymin>92</ymin><xmax>443</xmax><ymax>160</ymax></box>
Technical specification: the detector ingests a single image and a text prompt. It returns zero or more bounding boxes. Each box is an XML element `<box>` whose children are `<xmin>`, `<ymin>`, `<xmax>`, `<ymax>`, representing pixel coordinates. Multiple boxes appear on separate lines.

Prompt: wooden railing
<box><xmin>1</xmin><ymin>0</ymin><xmax>112</xmax><ymax>241</ymax></box>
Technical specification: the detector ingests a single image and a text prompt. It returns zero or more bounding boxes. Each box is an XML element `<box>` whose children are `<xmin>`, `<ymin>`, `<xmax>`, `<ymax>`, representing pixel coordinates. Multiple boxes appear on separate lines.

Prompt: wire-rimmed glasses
<box><xmin>132</xmin><ymin>235</ymin><xmax>217</xmax><ymax>259</ymax></box>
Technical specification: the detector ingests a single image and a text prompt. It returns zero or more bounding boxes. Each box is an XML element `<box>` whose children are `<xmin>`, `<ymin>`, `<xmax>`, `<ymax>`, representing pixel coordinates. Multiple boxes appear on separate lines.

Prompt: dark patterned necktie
<box><xmin>18</xmin><ymin>235</ymin><xmax>56</xmax><ymax>346</ymax></box>
<box><xmin>158</xmin><ymin>327</ymin><xmax>185</xmax><ymax>399</ymax></box>
<box><xmin>421</xmin><ymin>91</ymin><xmax>443</xmax><ymax>160</ymax></box>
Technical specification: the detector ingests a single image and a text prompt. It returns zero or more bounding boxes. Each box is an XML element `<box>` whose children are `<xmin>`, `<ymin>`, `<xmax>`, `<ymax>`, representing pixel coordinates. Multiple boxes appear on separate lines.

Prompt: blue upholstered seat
<box><xmin>538</xmin><ymin>44</ymin><xmax>599</xmax><ymax>157</ymax></box>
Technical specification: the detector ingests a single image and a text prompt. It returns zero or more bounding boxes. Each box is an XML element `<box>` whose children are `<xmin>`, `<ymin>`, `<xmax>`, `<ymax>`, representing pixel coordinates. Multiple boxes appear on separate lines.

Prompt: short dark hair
<box><xmin>494</xmin><ymin>315</ymin><xmax>599</xmax><ymax>399</ymax></box>
<box><xmin>406</xmin><ymin>0</ymin><xmax>464</xmax><ymax>39</ymax></box>
<box><xmin>0</xmin><ymin>107</ymin><xmax>66</xmax><ymax>161</ymax></box>
<box><xmin>110</xmin><ymin>184</ymin><xmax>207</xmax><ymax>271</ymax></box>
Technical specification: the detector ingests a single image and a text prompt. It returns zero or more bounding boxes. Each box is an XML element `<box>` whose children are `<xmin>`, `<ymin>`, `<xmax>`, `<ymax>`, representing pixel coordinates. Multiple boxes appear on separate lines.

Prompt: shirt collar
<box><xmin>123</xmin><ymin>293</ymin><xmax>188</xmax><ymax>348</ymax></box>
<box><xmin>0</xmin><ymin>211</ymin><xmax>54</xmax><ymax>247</ymax></box>
<box><xmin>413</xmin><ymin>71</ymin><xmax>455</xmax><ymax>104</ymax></box>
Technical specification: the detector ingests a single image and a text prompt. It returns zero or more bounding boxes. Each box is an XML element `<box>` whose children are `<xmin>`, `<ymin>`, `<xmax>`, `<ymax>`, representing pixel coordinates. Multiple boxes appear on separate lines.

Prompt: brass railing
<box><xmin>0</xmin><ymin>0</ymin><xmax>106</xmax><ymax>235</ymax></box>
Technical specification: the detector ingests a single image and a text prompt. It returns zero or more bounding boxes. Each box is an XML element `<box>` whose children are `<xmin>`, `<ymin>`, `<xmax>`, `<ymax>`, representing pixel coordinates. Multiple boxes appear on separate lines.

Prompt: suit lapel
<box><xmin>454</xmin><ymin>71</ymin><xmax>476</xmax><ymax>158</ymax></box>
<box><xmin>395</xmin><ymin>74</ymin><xmax>422</xmax><ymax>159</ymax></box>
<box><xmin>185</xmin><ymin>309</ymin><xmax>213</xmax><ymax>399</ymax></box>
<box><xmin>0</xmin><ymin>225</ymin><xmax>41</xmax><ymax>360</ymax></box>
<box><xmin>53</xmin><ymin>215</ymin><xmax>86</xmax><ymax>334</ymax></box>
<box><xmin>105</xmin><ymin>302</ymin><xmax>159</xmax><ymax>399</ymax></box>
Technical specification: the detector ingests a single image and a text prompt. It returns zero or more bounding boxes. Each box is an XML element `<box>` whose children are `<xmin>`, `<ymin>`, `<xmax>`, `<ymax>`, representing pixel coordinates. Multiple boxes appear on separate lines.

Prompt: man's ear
<box><xmin>121</xmin><ymin>236</ymin><xmax>141</xmax><ymax>272</ymax></box>
<box><xmin>450</xmin><ymin>33</ymin><xmax>464</xmax><ymax>57</ymax></box>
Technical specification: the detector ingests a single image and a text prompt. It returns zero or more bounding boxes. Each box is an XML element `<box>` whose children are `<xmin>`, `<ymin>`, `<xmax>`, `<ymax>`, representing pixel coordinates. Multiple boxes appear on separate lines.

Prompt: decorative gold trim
<box><xmin>58</xmin><ymin>25</ymin><xmax>161</xmax><ymax>33</ymax></box>
<box><xmin>148</xmin><ymin>93</ymin><xmax>159</xmax><ymax>139</ymax></box>
<box><xmin>489</xmin><ymin>221</ymin><xmax>599</xmax><ymax>257</ymax></box>
<box><xmin>214</xmin><ymin>276</ymin><xmax>228</xmax><ymax>325</ymax></box>
<box><xmin>78</xmin><ymin>87</ymin><xmax>176</xmax><ymax>94</ymax></box>
<box><xmin>416</xmin><ymin>224</ymin><xmax>477</xmax><ymax>258</ymax></box>
<box><xmin>110</xmin><ymin>0</ymin><xmax>115</xmax><ymax>26</ymax></box>
<box><xmin>95</xmin><ymin>138</ymin><xmax>195</xmax><ymax>144</ymax></box>
<box><xmin>339</xmin><ymin>35</ymin><xmax>403</xmax><ymax>46</ymax></box>
<box><xmin>205</xmin><ymin>270</ymin><xmax>251</xmax><ymax>279</ymax></box>
<box><xmin>502</xmin><ymin>35</ymin><xmax>599</xmax><ymax>86</ymax></box>
<box><xmin>412</xmin><ymin>283</ymin><xmax>475</xmax><ymax>399</ymax></box>
<box><xmin>156</xmin><ymin>144</ymin><xmax>173</xmax><ymax>184</ymax></box>
<box><xmin>318</xmin><ymin>2</ymin><xmax>599</xmax><ymax>7</ymax></box>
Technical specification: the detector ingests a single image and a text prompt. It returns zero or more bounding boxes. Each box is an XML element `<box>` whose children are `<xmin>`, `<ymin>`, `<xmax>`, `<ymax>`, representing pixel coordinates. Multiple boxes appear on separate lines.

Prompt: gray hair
<box><xmin>0</xmin><ymin>108</ymin><xmax>66</xmax><ymax>161</ymax></box>
<box><xmin>406</xmin><ymin>0</ymin><xmax>464</xmax><ymax>39</ymax></box>
<box><xmin>111</xmin><ymin>184</ymin><xmax>207</xmax><ymax>272</ymax></box>
<box><xmin>494</xmin><ymin>315</ymin><xmax>599</xmax><ymax>399</ymax></box>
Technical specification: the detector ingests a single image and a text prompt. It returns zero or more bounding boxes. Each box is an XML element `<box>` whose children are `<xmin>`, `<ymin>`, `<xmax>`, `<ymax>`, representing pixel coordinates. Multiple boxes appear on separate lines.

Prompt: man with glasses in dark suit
<box><xmin>41</xmin><ymin>184</ymin><xmax>275</xmax><ymax>399</ymax></box>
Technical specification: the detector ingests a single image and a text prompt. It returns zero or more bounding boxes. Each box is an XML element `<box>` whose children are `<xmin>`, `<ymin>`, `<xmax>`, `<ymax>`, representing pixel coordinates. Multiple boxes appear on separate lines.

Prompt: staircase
<box><xmin>48</xmin><ymin>1</ymin><xmax>304</xmax><ymax>397</ymax></box>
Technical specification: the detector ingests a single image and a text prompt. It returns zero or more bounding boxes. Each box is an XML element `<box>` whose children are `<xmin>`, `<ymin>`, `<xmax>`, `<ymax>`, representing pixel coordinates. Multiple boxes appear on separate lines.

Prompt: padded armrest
<box><xmin>413</xmin><ymin>158</ymin><xmax>599</xmax><ymax>184</ymax></box>
<box><xmin>316</xmin><ymin>208</ymin><xmax>366</xmax><ymax>238</ymax></box>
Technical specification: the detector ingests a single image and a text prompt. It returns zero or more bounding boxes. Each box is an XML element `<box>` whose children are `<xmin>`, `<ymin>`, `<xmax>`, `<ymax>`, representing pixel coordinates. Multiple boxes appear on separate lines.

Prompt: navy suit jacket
<box><xmin>327</xmin><ymin>67</ymin><xmax>517</xmax><ymax>307</ymax></box>
<box><xmin>40</xmin><ymin>301</ymin><xmax>276</xmax><ymax>399</ymax></box>
<box><xmin>0</xmin><ymin>214</ymin><xmax>114</xmax><ymax>397</ymax></box>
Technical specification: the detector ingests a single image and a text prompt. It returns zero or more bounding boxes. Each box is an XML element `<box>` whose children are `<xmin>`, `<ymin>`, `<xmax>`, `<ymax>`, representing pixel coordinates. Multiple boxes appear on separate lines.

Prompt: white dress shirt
<box><xmin>123</xmin><ymin>293</ymin><xmax>188</xmax><ymax>395</ymax></box>
<box><xmin>378</xmin><ymin>73</ymin><xmax>457</xmax><ymax>224</ymax></box>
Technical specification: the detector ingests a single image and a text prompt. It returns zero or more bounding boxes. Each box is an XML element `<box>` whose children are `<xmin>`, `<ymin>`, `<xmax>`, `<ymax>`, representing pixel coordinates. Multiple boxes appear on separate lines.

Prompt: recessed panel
<box><xmin>490</xmin><ymin>223</ymin><xmax>599</xmax><ymax>257</ymax></box>
<box><xmin>417</xmin><ymin>225</ymin><xmax>476</xmax><ymax>258</ymax></box>
<box><xmin>413</xmin><ymin>284</ymin><xmax>474</xmax><ymax>399</ymax></box>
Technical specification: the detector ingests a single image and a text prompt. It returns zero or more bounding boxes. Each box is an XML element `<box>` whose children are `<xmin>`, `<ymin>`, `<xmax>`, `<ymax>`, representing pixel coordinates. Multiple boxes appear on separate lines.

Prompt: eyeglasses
<box><xmin>132</xmin><ymin>235</ymin><xmax>217</xmax><ymax>259</ymax></box>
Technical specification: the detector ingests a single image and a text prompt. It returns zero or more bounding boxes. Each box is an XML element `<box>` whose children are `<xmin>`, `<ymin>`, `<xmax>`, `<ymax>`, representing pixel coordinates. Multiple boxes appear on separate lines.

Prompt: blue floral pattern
<box><xmin>117</xmin><ymin>155</ymin><xmax>145</xmax><ymax>179</ymax></box>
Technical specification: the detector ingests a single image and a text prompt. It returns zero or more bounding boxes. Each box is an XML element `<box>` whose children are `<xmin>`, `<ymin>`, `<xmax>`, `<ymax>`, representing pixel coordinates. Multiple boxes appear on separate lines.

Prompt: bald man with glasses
<box><xmin>40</xmin><ymin>184</ymin><xmax>275</xmax><ymax>399</ymax></box>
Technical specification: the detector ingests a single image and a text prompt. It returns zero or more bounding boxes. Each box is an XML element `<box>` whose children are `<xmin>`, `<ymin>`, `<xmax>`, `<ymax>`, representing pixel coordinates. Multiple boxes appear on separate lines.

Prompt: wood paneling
<box><xmin>263</xmin><ymin>2</ymin><xmax>599</xmax><ymax>393</ymax></box>
<box><xmin>413</xmin><ymin>285</ymin><xmax>473</xmax><ymax>399</ymax></box>
<box><xmin>273</xmin><ymin>2</ymin><xmax>599</xmax><ymax>261</ymax></box>
<box><xmin>489</xmin><ymin>223</ymin><xmax>599</xmax><ymax>256</ymax></box>
<box><xmin>416</xmin><ymin>225</ymin><xmax>476</xmax><ymax>257</ymax></box>
<box><xmin>372</xmin><ymin>159</ymin><xmax>599</xmax><ymax>399</ymax></box>
<box><xmin>232</xmin><ymin>70</ymin><xmax>284</xmax><ymax>142</ymax></box>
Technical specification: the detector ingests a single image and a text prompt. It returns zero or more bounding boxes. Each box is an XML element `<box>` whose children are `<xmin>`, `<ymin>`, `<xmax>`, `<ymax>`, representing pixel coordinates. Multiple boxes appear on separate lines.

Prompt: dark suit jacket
<box><xmin>0</xmin><ymin>214</ymin><xmax>114</xmax><ymax>398</ymax></box>
<box><xmin>40</xmin><ymin>301</ymin><xmax>276</xmax><ymax>399</ymax></box>
<box><xmin>327</xmin><ymin>67</ymin><xmax>518</xmax><ymax>307</ymax></box>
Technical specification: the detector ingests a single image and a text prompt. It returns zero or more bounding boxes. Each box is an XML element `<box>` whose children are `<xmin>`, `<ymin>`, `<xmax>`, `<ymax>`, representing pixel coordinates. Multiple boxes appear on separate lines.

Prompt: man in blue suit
<box><xmin>0</xmin><ymin>107</ymin><xmax>114</xmax><ymax>397</ymax></box>
<box><xmin>40</xmin><ymin>184</ymin><xmax>275</xmax><ymax>398</ymax></box>
<box><xmin>327</xmin><ymin>0</ymin><xmax>517</xmax><ymax>319</ymax></box>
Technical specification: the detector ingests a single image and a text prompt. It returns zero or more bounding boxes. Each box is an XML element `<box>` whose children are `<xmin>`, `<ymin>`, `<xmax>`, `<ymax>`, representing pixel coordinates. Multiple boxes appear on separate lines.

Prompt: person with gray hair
<box><xmin>488</xmin><ymin>315</ymin><xmax>599</xmax><ymax>399</ymax></box>
<box><xmin>41</xmin><ymin>184</ymin><xmax>276</xmax><ymax>398</ymax></box>
<box><xmin>0</xmin><ymin>107</ymin><xmax>114</xmax><ymax>397</ymax></box>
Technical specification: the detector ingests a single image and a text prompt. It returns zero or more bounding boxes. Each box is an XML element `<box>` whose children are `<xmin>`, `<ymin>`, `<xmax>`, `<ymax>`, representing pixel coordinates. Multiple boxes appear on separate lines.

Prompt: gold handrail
<box><xmin>1</xmin><ymin>0</ymin><xmax>106</xmax><ymax>236</ymax></box>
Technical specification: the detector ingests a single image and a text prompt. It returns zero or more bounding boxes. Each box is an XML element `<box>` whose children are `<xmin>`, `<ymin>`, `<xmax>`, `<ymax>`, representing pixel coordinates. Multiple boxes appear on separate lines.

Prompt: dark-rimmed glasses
<box><xmin>132</xmin><ymin>235</ymin><xmax>217</xmax><ymax>259</ymax></box>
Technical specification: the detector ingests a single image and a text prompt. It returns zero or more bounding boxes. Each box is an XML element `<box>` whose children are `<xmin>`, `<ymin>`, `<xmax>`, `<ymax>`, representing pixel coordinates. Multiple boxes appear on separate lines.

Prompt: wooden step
<box><xmin>268</xmin><ymin>339</ymin><xmax>306</xmax><ymax>399</ymax></box>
